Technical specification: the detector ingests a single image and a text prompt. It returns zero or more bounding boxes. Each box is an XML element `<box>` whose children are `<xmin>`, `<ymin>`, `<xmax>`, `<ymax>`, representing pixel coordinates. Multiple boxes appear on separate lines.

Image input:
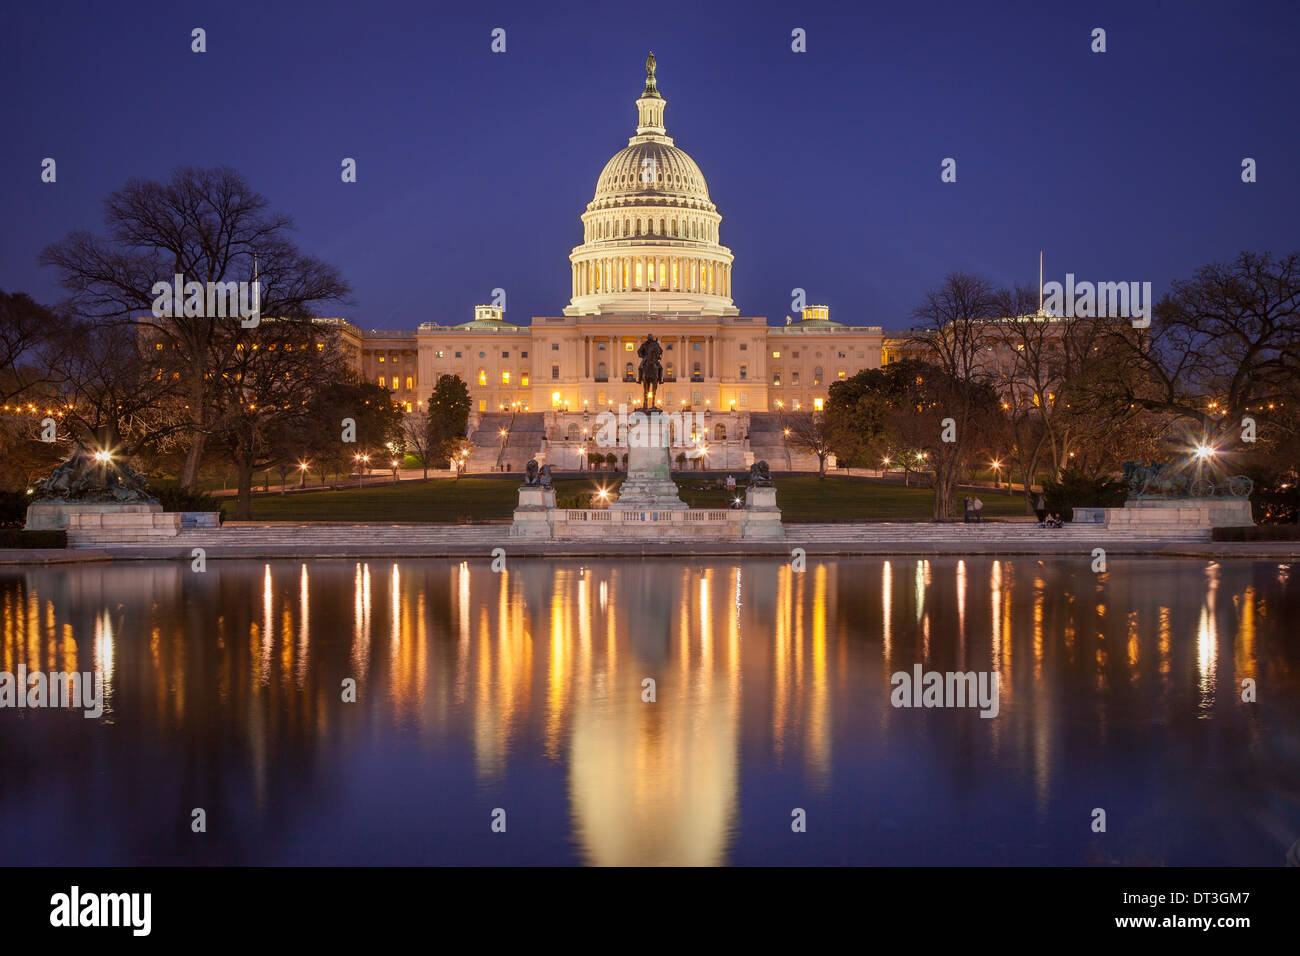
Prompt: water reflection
<box><xmin>0</xmin><ymin>557</ymin><xmax>1297</xmax><ymax>866</ymax></box>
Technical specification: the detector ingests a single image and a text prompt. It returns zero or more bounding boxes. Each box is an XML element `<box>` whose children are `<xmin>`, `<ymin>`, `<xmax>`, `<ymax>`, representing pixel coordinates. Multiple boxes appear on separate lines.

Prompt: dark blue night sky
<box><xmin>2</xmin><ymin>0</ymin><xmax>1296</xmax><ymax>331</ymax></box>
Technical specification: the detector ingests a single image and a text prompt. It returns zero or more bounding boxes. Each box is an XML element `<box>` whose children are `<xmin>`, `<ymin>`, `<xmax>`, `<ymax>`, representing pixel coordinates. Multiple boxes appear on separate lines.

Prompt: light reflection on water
<box><xmin>0</xmin><ymin>557</ymin><xmax>1297</xmax><ymax>866</ymax></box>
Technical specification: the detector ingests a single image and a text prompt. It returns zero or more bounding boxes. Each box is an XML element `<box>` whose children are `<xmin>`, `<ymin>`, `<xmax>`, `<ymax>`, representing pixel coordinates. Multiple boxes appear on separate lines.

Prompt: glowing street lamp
<box><xmin>991</xmin><ymin>458</ymin><xmax>1002</xmax><ymax>488</ymax></box>
<box><xmin>298</xmin><ymin>460</ymin><xmax>309</xmax><ymax>488</ymax></box>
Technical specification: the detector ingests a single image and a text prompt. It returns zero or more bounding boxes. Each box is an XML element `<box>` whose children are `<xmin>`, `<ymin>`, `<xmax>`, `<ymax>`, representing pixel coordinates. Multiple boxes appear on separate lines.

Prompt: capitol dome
<box><xmin>565</xmin><ymin>53</ymin><xmax>737</xmax><ymax>316</ymax></box>
<box><xmin>591</xmin><ymin>142</ymin><xmax>714</xmax><ymax>211</ymax></box>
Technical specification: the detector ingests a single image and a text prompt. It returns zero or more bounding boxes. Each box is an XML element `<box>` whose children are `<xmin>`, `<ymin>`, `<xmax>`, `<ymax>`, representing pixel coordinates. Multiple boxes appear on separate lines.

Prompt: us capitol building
<box><xmin>345</xmin><ymin>55</ymin><xmax>894</xmax><ymax>472</ymax></box>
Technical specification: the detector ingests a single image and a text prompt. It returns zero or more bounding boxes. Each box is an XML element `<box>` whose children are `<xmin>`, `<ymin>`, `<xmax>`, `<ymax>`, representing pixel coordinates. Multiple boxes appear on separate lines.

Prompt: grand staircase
<box><xmin>746</xmin><ymin>412</ymin><xmax>821</xmax><ymax>471</ymax></box>
<box><xmin>463</xmin><ymin>412</ymin><xmax>545</xmax><ymax>474</ymax></box>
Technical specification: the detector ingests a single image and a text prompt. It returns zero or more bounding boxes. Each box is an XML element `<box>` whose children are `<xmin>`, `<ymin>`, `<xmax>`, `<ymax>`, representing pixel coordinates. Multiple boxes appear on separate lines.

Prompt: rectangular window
<box><xmin>552</xmin><ymin>365</ymin><xmax>559</xmax><ymax>380</ymax></box>
<box><xmin>693</xmin><ymin>343</ymin><xmax>701</xmax><ymax>351</ymax></box>
<box><xmin>521</xmin><ymin>373</ymin><xmax>530</xmax><ymax>387</ymax></box>
<box><xmin>479</xmin><ymin>399</ymin><xmax>486</xmax><ymax>411</ymax></box>
<box><xmin>772</xmin><ymin>372</ymin><xmax>781</xmax><ymax>386</ymax></box>
<box><xmin>838</xmin><ymin>369</ymin><xmax>846</xmax><ymax>379</ymax></box>
<box><xmin>739</xmin><ymin>392</ymin><xmax>748</xmax><ymax>406</ymax></box>
<box><xmin>501</xmin><ymin>371</ymin><xmax>510</xmax><ymax>385</ymax></box>
<box><xmin>792</xmin><ymin>371</ymin><xmax>800</xmax><ymax>385</ymax></box>
<box><xmin>813</xmin><ymin>397</ymin><xmax>824</xmax><ymax>411</ymax></box>
<box><xmin>435</xmin><ymin>350</ymin><xmax>444</xmax><ymax>358</ymax></box>
<box><xmin>597</xmin><ymin>391</ymin><xmax>606</xmax><ymax>405</ymax></box>
<box><xmin>625</xmin><ymin>342</ymin><xmax>634</xmax><ymax>351</ymax></box>
<box><xmin>772</xmin><ymin>350</ymin><xmax>781</xmax><ymax>359</ymax></box>
<box><xmin>792</xmin><ymin>350</ymin><xmax>799</xmax><ymax>358</ymax></box>
<box><xmin>502</xmin><ymin>351</ymin><xmax>509</xmax><ymax>358</ymax></box>
<box><xmin>378</xmin><ymin>356</ymin><xmax>385</xmax><ymax>362</ymax></box>
<box><xmin>552</xmin><ymin>343</ymin><xmax>559</xmax><ymax>351</ymax></box>
<box><xmin>378</xmin><ymin>376</ymin><xmax>386</xmax><ymax>388</ymax></box>
<box><xmin>455</xmin><ymin>351</ymin><xmax>462</xmax><ymax>359</ymax></box>
<box><xmin>478</xmin><ymin>370</ymin><xmax>487</xmax><ymax>386</ymax></box>
<box><xmin>739</xmin><ymin>365</ymin><xmax>748</xmax><ymax>380</ymax></box>
<box><xmin>405</xmin><ymin>376</ymin><xmax>414</xmax><ymax>390</ymax></box>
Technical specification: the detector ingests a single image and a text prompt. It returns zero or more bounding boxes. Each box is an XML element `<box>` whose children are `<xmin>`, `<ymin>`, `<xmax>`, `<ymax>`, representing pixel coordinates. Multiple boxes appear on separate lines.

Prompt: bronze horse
<box><xmin>636</xmin><ymin>334</ymin><xmax>664</xmax><ymax>410</ymax></box>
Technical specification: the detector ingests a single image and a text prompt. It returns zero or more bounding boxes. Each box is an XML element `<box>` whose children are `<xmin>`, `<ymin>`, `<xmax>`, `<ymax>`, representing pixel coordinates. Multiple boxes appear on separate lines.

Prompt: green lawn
<box><xmin>230</xmin><ymin>475</ymin><xmax>1030</xmax><ymax>523</ymax></box>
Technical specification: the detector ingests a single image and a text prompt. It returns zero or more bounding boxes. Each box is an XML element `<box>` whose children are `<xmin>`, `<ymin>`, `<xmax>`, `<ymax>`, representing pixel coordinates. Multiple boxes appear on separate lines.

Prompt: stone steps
<box><xmin>69</xmin><ymin>520</ymin><xmax>1205</xmax><ymax>550</ymax></box>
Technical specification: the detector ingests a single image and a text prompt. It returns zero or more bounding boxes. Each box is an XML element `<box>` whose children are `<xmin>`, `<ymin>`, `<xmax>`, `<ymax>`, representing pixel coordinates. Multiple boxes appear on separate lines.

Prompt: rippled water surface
<box><xmin>1</xmin><ymin>557</ymin><xmax>1297</xmax><ymax>865</ymax></box>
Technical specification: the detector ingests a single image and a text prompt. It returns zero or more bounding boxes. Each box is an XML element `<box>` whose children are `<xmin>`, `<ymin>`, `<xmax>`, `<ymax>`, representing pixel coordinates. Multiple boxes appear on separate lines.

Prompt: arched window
<box><xmin>624</xmin><ymin>361</ymin><xmax>634</xmax><ymax>379</ymax></box>
<box><xmin>714</xmin><ymin>423</ymin><xmax>726</xmax><ymax>440</ymax></box>
<box><xmin>660</xmin><ymin>218</ymin><xmax>665</xmax><ymax>234</ymax></box>
<box><xmin>672</xmin><ymin>220</ymin><xmax>678</xmax><ymax>236</ymax></box>
<box><xmin>665</xmin><ymin>363</ymin><xmax>674</xmax><ymax>380</ymax></box>
<box><xmin>813</xmin><ymin>366</ymin><xmax>823</xmax><ymax>386</ymax></box>
<box><xmin>596</xmin><ymin>361</ymin><xmax>607</xmax><ymax>380</ymax></box>
<box><xmin>636</xmin><ymin>218</ymin><xmax>642</xmax><ymax>235</ymax></box>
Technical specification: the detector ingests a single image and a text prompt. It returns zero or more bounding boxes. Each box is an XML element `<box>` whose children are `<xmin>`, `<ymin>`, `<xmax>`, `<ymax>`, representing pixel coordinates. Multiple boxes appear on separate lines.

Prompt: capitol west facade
<box><xmin>352</xmin><ymin>56</ymin><xmax>891</xmax><ymax>471</ymax></box>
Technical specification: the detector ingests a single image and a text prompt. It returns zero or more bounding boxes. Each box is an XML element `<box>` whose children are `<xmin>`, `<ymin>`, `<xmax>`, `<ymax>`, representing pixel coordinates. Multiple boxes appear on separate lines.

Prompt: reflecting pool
<box><xmin>1</xmin><ymin>557</ymin><xmax>1297</xmax><ymax>865</ymax></box>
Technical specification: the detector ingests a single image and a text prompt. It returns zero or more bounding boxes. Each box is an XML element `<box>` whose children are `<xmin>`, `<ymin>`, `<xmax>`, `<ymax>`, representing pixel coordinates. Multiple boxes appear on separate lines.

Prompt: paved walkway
<box><xmin>2</xmin><ymin>521</ymin><xmax>1296</xmax><ymax>562</ymax></box>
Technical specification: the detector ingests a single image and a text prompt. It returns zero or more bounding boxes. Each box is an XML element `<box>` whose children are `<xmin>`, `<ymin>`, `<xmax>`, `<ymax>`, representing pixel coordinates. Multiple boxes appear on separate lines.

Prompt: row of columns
<box><xmin>572</xmin><ymin>256</ymin><xmax>731</xmax><ymax>299</ymax></box>
<box><xmin>579</xmin><ymin>334</ymin><xmax>716</xmax><ymax>379</ymax></box>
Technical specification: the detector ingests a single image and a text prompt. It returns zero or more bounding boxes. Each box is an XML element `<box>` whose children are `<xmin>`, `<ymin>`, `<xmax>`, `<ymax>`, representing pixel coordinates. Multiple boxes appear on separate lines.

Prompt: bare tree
<box><xmin>39</xmin><ymin>167</ymin><xmax>351</xmax><ymax>491</ymax></box>
<box><xmin>785</xmin><ymin>411</ymin><xmax>834</xmax><ymax>476</ymax></box>
<box><xmin>910</xmin><ymin>273</ymin><xmax>1003</xmax><ymax>518</ymax></box>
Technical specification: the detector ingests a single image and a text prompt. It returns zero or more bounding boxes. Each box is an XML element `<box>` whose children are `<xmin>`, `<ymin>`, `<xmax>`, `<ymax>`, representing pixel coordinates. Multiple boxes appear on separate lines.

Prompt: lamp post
<box><xmin>299</xmin><ymin>461</ymin><xmax>309</xmax><ymax>488</ymax></box>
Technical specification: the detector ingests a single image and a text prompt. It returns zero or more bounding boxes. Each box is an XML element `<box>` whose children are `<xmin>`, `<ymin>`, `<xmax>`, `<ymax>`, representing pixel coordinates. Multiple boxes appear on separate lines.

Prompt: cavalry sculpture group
<box><xmin>1121</xmin><ymin>460</ymin><xmax>1252</xmax><ymax>499</ymax></box>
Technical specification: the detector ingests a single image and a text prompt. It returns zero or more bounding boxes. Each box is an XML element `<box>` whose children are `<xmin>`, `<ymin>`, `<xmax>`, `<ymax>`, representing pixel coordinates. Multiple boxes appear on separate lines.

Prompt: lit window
<box><xmin>478</xmin><ymin>369</ymin><xmax>487</xmax><ymax>386</ymax></box>
<box><xmin>378</xmin><ymin>376</ymin><xmax>386</xmax><ymax>388</ymax></box>
<box><xmin>813</xmin><ymin>397</ymin><xmax>824</xmax><ymax>411</ymax></box>
<box><xmin>378</xmin><ymin>356</ymin><xmax>385</xmax><ymax>362</ymax></box>
<box><xmin>838</xmin><ymin>369</ymin><xmax>846</xmax><ymax>379</ymax></box>
<box><xmin>501</xmin><ymin>371</ymin><xmax>510</xmax><ymax>385</ymax></box>
<box><xmin>521</xmin><ymin>374</ymin><xmax>530</xmax><ymax>387</ymax></box>
<box><xmin>625</xmin><ymin>342</ymin><xmax>634</xmax><ymax>351</ymax></box>
<box><xmin>405</xmin><ymin>377</ymin><xmax>414</xmax><ymax>390</ymax></box>
<box><xmin>436</xmin><ymin>350</ymin><xmax>444</xmax><ymax>358</ymax></box>
<box><xmin>772</xmin><ymin>350</ymin><xmax>781</xmax><ymax>359</ymax></box>
<box><xmin>479</xmin><ymin>400</ymin><xmax>486</xmax><ymax>411</ymax></box>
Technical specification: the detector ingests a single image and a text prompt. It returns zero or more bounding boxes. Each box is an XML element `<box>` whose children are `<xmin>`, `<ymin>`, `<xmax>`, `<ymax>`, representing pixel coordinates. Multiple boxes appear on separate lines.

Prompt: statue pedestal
<box><xmin>25</xmin><ymin>500</ymin><xmax>163</xmax><ymax>532</ymax></box>
<box><xmin>742</xmin><ymin>486</ymin><xmax>785</xmax><ymax>539</ymax></box>
<box><xmin>1099</xmin><ymin>497</ymin><xmax>1253</xmax><ymax>538</ymax></box>
<box><xmin>510</xmin><ymin>486</ymin><xmax>556</xmax><ymax>538</ymax></box>
<box><xmin>612</xmin><ymin>411</ymin><xmax>687</xmax><ymax>511</ymax></box>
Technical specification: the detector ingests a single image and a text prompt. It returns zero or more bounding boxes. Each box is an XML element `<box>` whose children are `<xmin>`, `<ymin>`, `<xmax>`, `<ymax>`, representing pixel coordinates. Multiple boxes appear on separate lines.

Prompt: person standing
<box><xmin>1035</xmin><ymin>492</ymin><xmax>1047</xmax><ymax>525</ymax></box>
<box><xmin>972</xmin><ymin>496</ymin><xmax>984</xmax><ymax>523</ymax></box>
<box><xmin>963</xmin><ymin>496</ymin><xmax>972</xmax><ymax>523</ymax></box>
